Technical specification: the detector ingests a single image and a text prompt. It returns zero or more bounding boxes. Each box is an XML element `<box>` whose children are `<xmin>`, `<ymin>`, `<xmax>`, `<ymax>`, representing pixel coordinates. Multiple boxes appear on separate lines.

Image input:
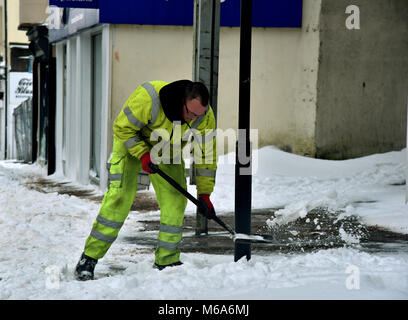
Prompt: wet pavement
<box><xmin>124</xmin><ymin>207</ymin><xmax>408</xmax><ymax>255</ymax></box>
<box><xmin>25</xmin><ymin>176</ymin><xmax>408</xmax><ymax>256</ymax></box>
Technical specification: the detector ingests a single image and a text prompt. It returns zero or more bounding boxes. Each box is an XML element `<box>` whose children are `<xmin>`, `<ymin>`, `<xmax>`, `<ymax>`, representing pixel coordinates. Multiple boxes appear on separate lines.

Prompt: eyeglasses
<box><xmin>184</xmin><ymin>104</ymin><xmax>200</xmax><ymax>118</ymax></box>
<box><xmin>184</xmin><ymin>103</ymin><xmax>208</xmax><ymax>118</ymax></box>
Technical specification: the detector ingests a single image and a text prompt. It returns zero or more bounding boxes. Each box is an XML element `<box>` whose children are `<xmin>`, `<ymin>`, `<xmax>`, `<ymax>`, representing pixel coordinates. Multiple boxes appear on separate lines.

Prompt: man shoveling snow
<box><xmin>75</xmin><ymin>80</ymin><xmax>217</xmax><ymax>280</ymax></box>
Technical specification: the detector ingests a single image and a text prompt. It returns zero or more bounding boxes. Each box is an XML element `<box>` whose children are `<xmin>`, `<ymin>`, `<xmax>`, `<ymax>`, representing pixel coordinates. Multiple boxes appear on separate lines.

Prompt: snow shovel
<box><xmin>148</xmin><ymin>163</ymin><xmax>277</xmax><ymax>244</ymax></box>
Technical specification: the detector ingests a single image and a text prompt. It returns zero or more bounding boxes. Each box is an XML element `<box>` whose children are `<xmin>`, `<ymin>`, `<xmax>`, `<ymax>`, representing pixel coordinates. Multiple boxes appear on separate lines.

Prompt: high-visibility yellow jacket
<box><xmin>113</xmin><ymin>80</ymin><xmax>217</xmax><ymax>195</ymax></box>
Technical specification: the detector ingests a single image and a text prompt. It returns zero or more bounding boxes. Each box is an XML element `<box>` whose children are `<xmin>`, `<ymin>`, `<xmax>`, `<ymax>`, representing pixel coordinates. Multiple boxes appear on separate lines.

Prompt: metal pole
<box><xmin>234</xmin><ymin>0</ymin><xmax>253</xmax><ymax>262</ymax></box>
<box><xmin>4</xmin><ymin>0</ymin><xmax>8</xmax><ymax>159</ymax></box>
<box><xmin>192</xmin><ymin>0</ymin><xmax>220</xmax><ymax>235</ymax></box>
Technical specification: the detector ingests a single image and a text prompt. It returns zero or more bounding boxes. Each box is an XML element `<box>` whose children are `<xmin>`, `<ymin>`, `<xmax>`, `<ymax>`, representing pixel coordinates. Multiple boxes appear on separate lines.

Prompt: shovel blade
<box><xmin>233</xmin><ymin>233</ymin><xmax>277</xmax><ymax>244</ymax></box>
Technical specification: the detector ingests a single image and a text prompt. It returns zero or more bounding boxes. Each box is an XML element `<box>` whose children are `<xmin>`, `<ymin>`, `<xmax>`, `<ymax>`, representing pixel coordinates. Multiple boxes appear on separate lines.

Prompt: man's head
<box><xmin>182</xmin><ymin>82</ymin><xmax>209</xmax><ymax>123</ymax></box>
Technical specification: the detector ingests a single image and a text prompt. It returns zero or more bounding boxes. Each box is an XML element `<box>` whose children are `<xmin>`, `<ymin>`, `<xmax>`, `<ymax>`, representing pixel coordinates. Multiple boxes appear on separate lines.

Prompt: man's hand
<box><xmin>140</xmin><ymin>152</ymin><xmax>158</xmax><ymax>174</ymax></box>
<box><xmin>198</xmin><ymin>194</ymin><xmax>215</xmax><ymax>219</ymax></box>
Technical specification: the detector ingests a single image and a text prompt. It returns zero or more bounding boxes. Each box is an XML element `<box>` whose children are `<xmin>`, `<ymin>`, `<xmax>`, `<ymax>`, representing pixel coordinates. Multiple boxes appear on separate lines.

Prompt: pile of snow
<box><xmin>0</xmin><ymin>147</ymin><xmax>407</xmax><ymax>300</ymax></box>
<box><xmin>200</xmin><ymin>146</ymin><xmax>407</xmax><ymax>234</ymax></box>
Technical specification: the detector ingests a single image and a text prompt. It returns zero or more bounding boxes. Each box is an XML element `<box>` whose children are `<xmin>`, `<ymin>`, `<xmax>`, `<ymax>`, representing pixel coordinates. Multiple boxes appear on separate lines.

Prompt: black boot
<box><xmin>153</xmin><ymin>261</ymin><xmax>183</xmax><ymax>271</ymax></box>
<box><xmin>75</xmin><ymin>253</ymin><xmax>98</xmax><ymax>281</ymax></box>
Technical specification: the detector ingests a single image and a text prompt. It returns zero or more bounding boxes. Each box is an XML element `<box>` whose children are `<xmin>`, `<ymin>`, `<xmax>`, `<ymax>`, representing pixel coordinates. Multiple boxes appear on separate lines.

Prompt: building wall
<box><xmin>0</xmin><ymin>0</ymin><xmax>30</xmax><ymax>160</ymax></box>
<box><xmin>0</xmin><ymin>0</ymin><xmax>29</xmax><ymax>72</ymax></box>
<box><xmin>54</xmin><ymin>26</ymin><xmax>111</xmax><ymax>189</ymax></box>
<box><xmin>217</xmin><ymin>0</ymin><xmax>321</xmax><ymax>156</ymax></box>
<box><xmin>0</xmin><ymin>6</ymin><xmax>3</xmax><ymax>59</ymax></box>
<box><xmin>109</xmin><ymin>24</ymin><xmax>194</xmax><ymax>155</ymax></box>
<box><xmin>109</xmin><ymin>0</ymin><xmax>322</xmax><ymax>157</ymax></box>
<box><xmin>0</xmin><ymin>5</ymin><xmax>4</xmax><ymax>160</ymax></box>
<box><xmin>54</xmin><ymin>15</ymin><xmax>322</xmax><ymax>187</ymax></box>
<box><xmin>50</xmin><ymin>0</ymin><xmax>408</xmax><ymax>190</ymax></box>
<box><xmin>19</xmin><ymin>0</ymin><xmax>48</xmax><ymax>29</ymax></box>
<box><xmin>5</xmin><ymin>0</ymin><xmax>28</xmax><ymax>44</ymax></box>
<box><xmin>315</xmin><ymin>0</ymin><xmax>408</xmax><ymax>159</ymax></box>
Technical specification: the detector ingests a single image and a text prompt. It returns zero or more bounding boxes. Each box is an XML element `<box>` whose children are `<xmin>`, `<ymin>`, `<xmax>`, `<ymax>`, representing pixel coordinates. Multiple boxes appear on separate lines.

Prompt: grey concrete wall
<box><xmin>315</xmin><ymin>0</ymin><xmax>408</xmax><ymax>159</ymax></box>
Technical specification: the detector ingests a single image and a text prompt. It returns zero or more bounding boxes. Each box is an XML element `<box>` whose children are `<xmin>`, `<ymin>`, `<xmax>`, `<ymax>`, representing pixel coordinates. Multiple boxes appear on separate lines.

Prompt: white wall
<box><xmin>54</xmin><ymin>25</ymin><xmax>111</xmax><ymax>190</ymax></box>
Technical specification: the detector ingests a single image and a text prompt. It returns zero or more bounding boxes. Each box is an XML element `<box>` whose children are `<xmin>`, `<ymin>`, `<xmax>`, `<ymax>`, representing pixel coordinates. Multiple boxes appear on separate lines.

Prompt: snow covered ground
<box><xmin>0</xmin><ymin>146</ymin><xmax>407</xmax><ymax>300</ymax></box>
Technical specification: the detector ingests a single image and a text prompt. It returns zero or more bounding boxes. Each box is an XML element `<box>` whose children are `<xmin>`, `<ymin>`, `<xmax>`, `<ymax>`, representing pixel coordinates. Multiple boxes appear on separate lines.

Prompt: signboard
<box><xmin>99</xmin><ymin>0</ymin><xmax>303</xmax><ymax>28</ymax></box>
<box><xmin>100</xmin><ymin>0</ymin><xmax>193</xmax><ymax>26</ymax></box>
<box><xmin>49</xmin><ymin>8</ymin><xmax>100</xmax><ymax>42</ymax></box>
<box><xmin>9</xmin><ymin>73</ymin><xmax>33</xmax><ymax>106</ymax></box>
<box><xmin>220</xmin><ymin>0</ymin><xmax>303</xmax><ymax>27</ymax></box>
<box><xmin>49</xmin><ymin>0</ymin><xmax>99</xmax><ymax>9</ymax></box>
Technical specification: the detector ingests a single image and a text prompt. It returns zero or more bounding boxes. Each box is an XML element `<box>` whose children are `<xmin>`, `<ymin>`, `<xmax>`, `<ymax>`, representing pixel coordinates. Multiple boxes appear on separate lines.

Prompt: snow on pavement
<box><xmin>0</xmin><ymin>147</ymin><xmax>407</xmax><ymax>300</ymax></box>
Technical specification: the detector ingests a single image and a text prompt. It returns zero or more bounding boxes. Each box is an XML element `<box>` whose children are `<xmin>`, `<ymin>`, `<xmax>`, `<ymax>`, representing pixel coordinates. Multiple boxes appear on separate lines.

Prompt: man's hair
<box><xmin>185</xmin><ymin>82</ymin><xmax>210</xmax><ymax>106</ymax></box>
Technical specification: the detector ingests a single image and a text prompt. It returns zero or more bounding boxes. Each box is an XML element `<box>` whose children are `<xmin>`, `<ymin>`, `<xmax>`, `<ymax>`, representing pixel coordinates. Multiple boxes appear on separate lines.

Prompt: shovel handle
<box><xmin>212</xmin><ymin>216</ymin><xmax>236</xmax><ymax>236</ymax></box>
<box><xmin>149</xmin><ymin>163</ymin><xmax>236</xmax><ymax>236</ymax></box>
<box><xmin>149</xmin><ymin>163</ymin><xmax>203</xmax><ymax>208</ymax></box>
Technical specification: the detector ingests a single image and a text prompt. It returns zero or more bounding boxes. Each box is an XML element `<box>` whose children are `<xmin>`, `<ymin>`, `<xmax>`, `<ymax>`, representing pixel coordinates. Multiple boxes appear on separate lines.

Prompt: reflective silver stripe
<box><xmin>109</xmin><ymin>173</ymin><xmax>122</xmax><ymax>181</ymax></box>
<box><xmin>124</xmin><ymin>136</ymin><xmax>142</xmax><ymax>149</ymax></box>
<box><xmin>195</xmin><ymin>168</ymin><xmax>216</xmax><ymax>178</ymax></box>
<box><xmin>141</xmin><ymin>82</ymin><xmax>160</xmax><ymax>126</ymax></box>
<box><xmin>158</xmin><ymin>240</ymin><xmax>180</xmax><ymax>251</ymax></box>
<box><xmin>90</xmin><ymin>229</ymin><xmax>116</xmax><ymax>244</ymax></box>
<box><xmin>160</xmin><ymin>224</ymin><xmax>183</xmax><ymax>234</ymax></box>
<box><xmin>96</xmin><ymin>215</ymin><xmax>124</xmax><ymax>229</ymax></box>
<box><xmin>123</xmin><ymin>105</ymin><xmax>147</xmax><ymax>129</ymax></box>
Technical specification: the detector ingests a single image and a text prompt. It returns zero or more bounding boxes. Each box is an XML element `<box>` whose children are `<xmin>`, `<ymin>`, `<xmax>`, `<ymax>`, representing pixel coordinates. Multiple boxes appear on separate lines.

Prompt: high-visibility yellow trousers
<box><xmin>83</xmin><ymin>138</ymin><xmax>187</xmax><ymax>266</ymax></box>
